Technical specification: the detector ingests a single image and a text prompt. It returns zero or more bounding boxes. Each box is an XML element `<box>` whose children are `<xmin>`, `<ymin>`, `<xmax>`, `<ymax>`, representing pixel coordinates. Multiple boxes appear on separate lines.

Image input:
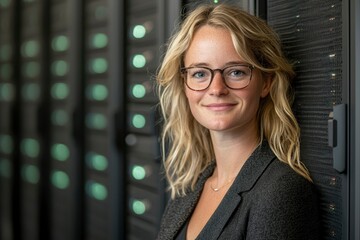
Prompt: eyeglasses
<box><xmin>181</xmin><ymin>64</ymin><xmax>254</xmax><ymax>91</ymax></box>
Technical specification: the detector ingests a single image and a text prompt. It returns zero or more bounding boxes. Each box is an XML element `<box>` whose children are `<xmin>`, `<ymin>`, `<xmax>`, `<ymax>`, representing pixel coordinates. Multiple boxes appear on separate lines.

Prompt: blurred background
<box><xmin>0</xmin><ymin>0</ymin><xmax>359</xmax><ymax>239</ymax></box>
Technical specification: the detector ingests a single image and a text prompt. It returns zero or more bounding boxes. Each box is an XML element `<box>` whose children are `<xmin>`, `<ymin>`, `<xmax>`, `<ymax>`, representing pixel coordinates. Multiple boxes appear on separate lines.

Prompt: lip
<box><xmin>204</xmin><ymin>103</ymin><xmax>237</xmax><ymax>111</ymax></box>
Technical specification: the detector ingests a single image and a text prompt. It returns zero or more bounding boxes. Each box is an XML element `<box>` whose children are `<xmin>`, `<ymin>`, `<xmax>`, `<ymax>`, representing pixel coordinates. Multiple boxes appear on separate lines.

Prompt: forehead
<box><xmin>184</xmin><ymin>25</ymin><xmax>245</xmax><ymax>66</ymax></box>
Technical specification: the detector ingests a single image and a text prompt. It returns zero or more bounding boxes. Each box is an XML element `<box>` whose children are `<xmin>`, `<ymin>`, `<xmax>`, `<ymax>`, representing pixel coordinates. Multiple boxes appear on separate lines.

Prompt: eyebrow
<box><xmin>187</xmin><ymin>61</ymin><xmax>248</xmax><ymax>68</ymax></box>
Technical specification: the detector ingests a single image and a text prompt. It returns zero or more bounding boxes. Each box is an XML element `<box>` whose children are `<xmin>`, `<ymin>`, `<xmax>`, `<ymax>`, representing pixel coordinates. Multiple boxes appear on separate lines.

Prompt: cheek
<box><xmin>184</xmin><ymin>88</ymin><xmax>199</xmax><ymax>104</ymax></box>
<box><xmin>184</xmin><ymin>90</ymin><xmax>203</xmax><ymax>117</ymax></box>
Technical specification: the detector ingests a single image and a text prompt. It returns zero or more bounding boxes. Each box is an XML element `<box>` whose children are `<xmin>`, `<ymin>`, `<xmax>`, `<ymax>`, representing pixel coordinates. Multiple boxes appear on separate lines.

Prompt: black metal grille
<box><xmin>268</xmin><ymin>1</ymin><xmax>343</xmax><ymax>239</ymax></box>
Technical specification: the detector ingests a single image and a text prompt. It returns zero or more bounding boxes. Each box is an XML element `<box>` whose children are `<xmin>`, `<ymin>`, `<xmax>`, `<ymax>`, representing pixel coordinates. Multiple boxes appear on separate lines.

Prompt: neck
<box><xmin>210</xmin><ymin>125</ymin><xmax>260</xmax><ymax>183</ymax></box>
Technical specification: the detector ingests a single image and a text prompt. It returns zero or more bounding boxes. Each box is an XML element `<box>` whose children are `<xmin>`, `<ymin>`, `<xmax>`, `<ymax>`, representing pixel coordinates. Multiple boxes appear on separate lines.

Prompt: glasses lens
<box><xmin>185</xmin><ymin>67</ymin><xmax>211</xmax><ymax>90</ymax></box>
<box><xmin>223</xmin><ymin>65</ymin><xmax>251</xmax><ymax>89</ymax></box>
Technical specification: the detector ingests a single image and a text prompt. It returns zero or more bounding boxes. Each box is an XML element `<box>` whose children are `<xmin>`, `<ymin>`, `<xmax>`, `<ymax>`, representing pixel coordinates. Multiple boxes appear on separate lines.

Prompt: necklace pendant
<box><xmin>210</xmin><ymin>177</ymin><xmax>236</xmax><ymax>192</ymax></box>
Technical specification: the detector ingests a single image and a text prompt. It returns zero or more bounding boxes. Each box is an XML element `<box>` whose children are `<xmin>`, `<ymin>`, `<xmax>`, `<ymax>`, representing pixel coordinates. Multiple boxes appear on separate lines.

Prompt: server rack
<box><xmin>0</xmin><ymin>1</ymin><xmax>17</xmax><ymax>240</ymax></box>
<box><xmin>82</xmin><ymin>0</ymin><xmax>125</xmax><ymax>239</ymax></box>
<box><xmin>125</xmin><ymin>1</ymin><xmax>172</xmax><ymax>238</ymax></box>
<box><xmin>267</xmin><ymin>0</ymin><xmax>346</xmax><ymax>239</ymax></box>
<box><xmin>348</xmin><ymin>0</ymin><xmax>360</xmax><ymax>239</ymax></box>
<box><xmin>17</xmin><ymin>0</ymin><xmax>50</xmax><ymax>239</ymax></box>
<box><xmin>48</xmin><ymin>0</ymin><xmax>82</xmax><ymax>239</ymax></box>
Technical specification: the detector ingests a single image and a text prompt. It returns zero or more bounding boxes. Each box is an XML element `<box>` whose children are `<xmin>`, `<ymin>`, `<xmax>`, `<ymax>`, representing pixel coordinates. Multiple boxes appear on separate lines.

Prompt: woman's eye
<box><xmin>230</xmin><ymin>69</ymin><xmax>245</xmax><ymax>77</ymax></box>
<box><xmin>192</xmin><ymin>71</ymin><xmax>207</xmax><ymax>78</ymax></box>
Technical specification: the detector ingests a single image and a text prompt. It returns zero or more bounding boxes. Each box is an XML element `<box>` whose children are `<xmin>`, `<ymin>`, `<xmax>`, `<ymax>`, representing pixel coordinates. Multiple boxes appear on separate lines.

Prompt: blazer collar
<box><xmin>232</xmin><ymin>140</ymin><xmax>276</xmax><ymax>193</ymax></box>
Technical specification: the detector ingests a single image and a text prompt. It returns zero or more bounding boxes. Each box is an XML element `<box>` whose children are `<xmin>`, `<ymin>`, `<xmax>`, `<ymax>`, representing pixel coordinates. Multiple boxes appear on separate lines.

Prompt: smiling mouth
<box><xmin>204</xmin><ymin>103</ymin><xmax>237</xmax><ymax>111</ymax></box>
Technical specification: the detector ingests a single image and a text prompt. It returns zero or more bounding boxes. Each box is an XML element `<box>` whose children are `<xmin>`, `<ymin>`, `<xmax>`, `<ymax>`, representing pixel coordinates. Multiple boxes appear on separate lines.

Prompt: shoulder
<box><xmin>257</xmin><ymin>159</ymin><xmax>316</xmax><ymax>198</ymax></box>
<box><xmin>250</xmin><ymin>159</ymin><xmax>318</xmax><ymax>212</ymax></box>
<box><xmin>245</xmin><ymin>159</ymin><xmax>321</xmax><ymax>239</ymax></box>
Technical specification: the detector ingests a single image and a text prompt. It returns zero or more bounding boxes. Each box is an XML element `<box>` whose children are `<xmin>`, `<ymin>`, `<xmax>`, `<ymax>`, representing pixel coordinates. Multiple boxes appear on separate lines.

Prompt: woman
<box><xmin>156</xmin><ymin>4</ymin><xmax>320</xmax><ymax>240</ymax></box>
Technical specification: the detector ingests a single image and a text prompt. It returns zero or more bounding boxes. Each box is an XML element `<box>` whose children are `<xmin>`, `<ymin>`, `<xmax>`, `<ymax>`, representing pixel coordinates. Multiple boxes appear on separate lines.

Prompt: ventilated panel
<box><xmin>268</xmin><ymin>1</ymin><xmax>343</xmax><ymax>239</ymax></box>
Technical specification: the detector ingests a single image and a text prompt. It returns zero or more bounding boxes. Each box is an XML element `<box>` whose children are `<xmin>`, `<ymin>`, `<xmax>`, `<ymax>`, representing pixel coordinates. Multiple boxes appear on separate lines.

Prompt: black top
<box><xmin>174</xmin><ymin>220</ymin><xmax>188</xmax><ymax>240</ymax></box>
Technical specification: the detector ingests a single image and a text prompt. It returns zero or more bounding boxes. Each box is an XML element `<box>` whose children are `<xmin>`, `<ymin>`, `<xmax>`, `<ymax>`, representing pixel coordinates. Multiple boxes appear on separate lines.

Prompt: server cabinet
<box><xmin>0</xmin><ymin>1</ymin><xmax>17</xmax><ymax>240</ymax></box>
<box><xmin>349</xmin><ymin>1</ymin><xmax>360</xmax><ymax>239</ymax></box>
<box><xmin>125</xmin><ymin>1</ymin><xmax>167</xmax><ymax>239</ymax></box>
<box><xmin>18</xmin><ymin>0</ymin><xmax>49</xmax><ymax>239</ymax></box>
<box><xmin>82</xmin><ymin>0</ymin><xmax>125</xmax><ymax>239</ymax></box>
<box><xmin>48</xmin><ymin>0</ymin><xmax>82</xmax><ymax>239</ymax></box>
<box><xmin>267</xmin><ymin>1</ymin><xmax>345</xmax><ymax>239</ymax></box>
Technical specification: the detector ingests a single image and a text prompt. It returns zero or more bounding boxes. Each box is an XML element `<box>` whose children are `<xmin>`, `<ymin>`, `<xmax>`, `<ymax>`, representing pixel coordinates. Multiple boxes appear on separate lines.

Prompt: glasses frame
<box><xmin>181</xmin><ymin>64</ymin><xmax>255</xmax><ymax>91</ymax></box>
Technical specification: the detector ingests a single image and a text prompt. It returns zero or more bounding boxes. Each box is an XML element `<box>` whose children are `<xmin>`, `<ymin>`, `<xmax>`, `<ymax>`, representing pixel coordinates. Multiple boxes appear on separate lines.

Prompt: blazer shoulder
<box><xmin>246</xmin><ymin>159</ymin><xmax>321</xmax><ymax>239</ymax></box>
<box><xmin>255</xmin><ymin>159</ymin><xmax>317</xmax><ymax>200</ymax></box>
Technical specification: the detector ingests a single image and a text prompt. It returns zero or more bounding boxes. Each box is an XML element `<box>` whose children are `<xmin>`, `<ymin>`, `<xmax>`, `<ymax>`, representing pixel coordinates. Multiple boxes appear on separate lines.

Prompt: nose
<box><xmin>208</xmin><ymin>72</ymin><xmax>229</xmax><ymax>96</ymax></box>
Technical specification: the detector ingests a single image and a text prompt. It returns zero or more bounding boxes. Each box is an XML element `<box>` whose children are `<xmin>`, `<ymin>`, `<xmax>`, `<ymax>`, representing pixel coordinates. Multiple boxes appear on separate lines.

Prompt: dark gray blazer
<box><xmin>157</xmin><ymin>141</ymin><xmax>320</xmax><ymax>240</ymax></box>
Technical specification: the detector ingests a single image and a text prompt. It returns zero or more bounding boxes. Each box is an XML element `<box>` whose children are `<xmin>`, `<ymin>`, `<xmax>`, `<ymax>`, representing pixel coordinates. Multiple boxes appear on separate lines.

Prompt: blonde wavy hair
<box><xmin>157</xmin><ymin>4</ymin><xmax>311</xmax><ymax>199</ymax></box>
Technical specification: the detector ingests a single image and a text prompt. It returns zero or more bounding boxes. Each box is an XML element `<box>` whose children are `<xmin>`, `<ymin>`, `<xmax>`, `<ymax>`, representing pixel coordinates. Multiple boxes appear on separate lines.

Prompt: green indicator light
<box><xmin>86</xmin><ymin>113</ymin><xmax>107</xmax><ymax>130</ymax></box>
<box><xmin>0</xmin><ymin>63</ymin><xmax>12</xmax><ymax>80</ymax></box>
<box><xmin>132</xmin><ymin>114</ymin><xmax>146</xmax><ymax>129</ymax></box>
<box><xmin>23</xmin><ymin>61</ymin><xmax>40</xmax><ymax>78</ymax></box>
<box><xmin>0</xmin><ymin>158</ymin><xmax>12</xmax><ymax>178</ymax></box>
<box><xmin>86</xmin><ymin>152</ymin><xmax>108</xmax><ymax>171</ymax></box>
<box><xmin>0</xmin><ymin>0</ymin><xmax>11</xmax><ymax>8</ymax></box>
<box><xmin>214</xmin><ymin>0</ymin><xmax>219</xmax><ymax>3</ymax></box>
<box><xmin>131</xmin><ymin>199</ymin><xmax>147</xmax><ymax>215</ymax></box>
<box><xmin>0</xmin><ymin>134</ymin><xmax>13</xmax><ymax>154</ymax></box>
<box><xmin>131</xmin><ymin>84</ymin><xmax>146</xmax><ymax>99</ymax></box>
<box><xmin>89</xmin><ymin>58</ymin><xmax>108</xmax><ymax>74</ymax></box>
<box><xmin>91</xmin><ymin>33</ymin><xmax>108</xmax><ymax>49</ymax></box>
<box><xmin>132</xmin><ymin>25</ymin><xmax>146</xmax><ymax>39</ymax></box>
<box><xmin>51</xmin><ymin>171</ymin><xmax>70</xmax><ymax>189</ymax></box>
<box><xmin>132</xmin><ymin>54</ymin><xmax>146</xmax><ymax>68</ymax></box>
<box><xmin>0</xmin><ymin>83</ymin><xmax>15</xmax><ymax>102</ymax></box>
<box><xmin>51</xmin><ymin>60</ymin><xmax>69</xmax><ymax>77</ymax></box>
<box><xmin>21</xmin><ymin>40</ymin><xmax>39</xmax><ymax>58</ymax></box>
<box><xmin>51</xmin><ymin>82</ymin><xmax>69</xmax><ymax>100</ymax></box>
<box><xmin>52</xmin><ymin>35</ymin><xmax>69</xmax><ymax>52</ymax></box>
<box><xmin>51</xmin><ymin>143</ymin><xmax>70</xmax><ymax>161</ymax></box>
<box><xmin>21</xmin><ymin>83</ymin><xmax>40</xmax><ymax>101</ymax></box>
<box><xmin>21</xmin><ymin>164</ymin><xmax>40</xmax><ymax>184</ymax></box>
<box><xmin>86</xmin><ymin>181</ymin><xmax>108</xmax><ymax>201</ymax></box>
<box><xmin>131</xmin><ymin>165</ymin><xmax>146</xmax><ymax>180</ymax></box>
<box><xmin>51</xmin><ymin>110</ymin><xmax>68</xmax><ymax>126</ymax></box>
<box><xmin>0</xmin><ymin>44</ymin><xmax>12</xmax><ymax>61</ymax></box>
<box><xmin>86</xmin><ymin>84</ymin><xmax>108</xmax><ymax>101</ymax></box>
<box><xmin>21</xmin><ymin>138</ymin><xmax>40</xmax><ymax>158</ymax></box>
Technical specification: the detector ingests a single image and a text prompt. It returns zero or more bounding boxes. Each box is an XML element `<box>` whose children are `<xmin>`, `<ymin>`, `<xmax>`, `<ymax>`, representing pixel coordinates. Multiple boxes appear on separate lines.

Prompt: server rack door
<box><xmin>48</xmin><ymin>0</ymin><xmax>83</xmax><ymax>239</ymax></box>
<box><xmin>0</xmin><ymin>0</ymin><xmax>17</xmax><ymax>240</ymax></box>
<box><xmin>125</xmin><ymin>1</ymin><xmax>168</xmax><ymax>238</ymax></box>
<box><xmin>82</xmin><ymin>0</ymin><xmax>125</xmax><ymax>239</ymax></box>
<box><xmin>349</xmin><ymin>0</ymin><xmax>360</xmax><ymax>239</ymax></box>
<box><xmin>18</xmin><ymin>0</ymin><xmax>50</xmax><ymax>239</ymax></box>
<box><xmin>267</xmin><ymin>1</ymin><xmax>346</xmax><ymax>239</ymax></box>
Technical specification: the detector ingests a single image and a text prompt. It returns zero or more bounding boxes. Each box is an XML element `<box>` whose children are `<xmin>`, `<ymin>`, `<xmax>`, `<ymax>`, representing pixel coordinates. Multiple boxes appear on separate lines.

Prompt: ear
<box><xmin>260</xmin><ymin>74</ymin><xmax>272</xmax><ymax>98</ymax></box>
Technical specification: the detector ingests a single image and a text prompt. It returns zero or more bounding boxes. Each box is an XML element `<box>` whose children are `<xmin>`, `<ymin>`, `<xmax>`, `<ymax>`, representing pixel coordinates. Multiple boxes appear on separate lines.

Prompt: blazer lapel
<box><xmin>196</xmin><ymin>141</ymin><xmax>276</xmax><ymax>240</ymax></box>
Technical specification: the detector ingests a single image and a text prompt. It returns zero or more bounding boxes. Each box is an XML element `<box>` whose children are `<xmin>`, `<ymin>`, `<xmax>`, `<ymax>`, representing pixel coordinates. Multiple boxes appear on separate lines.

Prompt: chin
<box><xmin>203</xmin><ymin>122</ymin><xmax>233</xmax><ymax>132</ymax></box>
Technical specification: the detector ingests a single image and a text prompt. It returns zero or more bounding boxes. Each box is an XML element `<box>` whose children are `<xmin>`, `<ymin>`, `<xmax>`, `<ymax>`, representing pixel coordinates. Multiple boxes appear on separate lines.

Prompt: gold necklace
<box><xmin>210</xmin><ymin>177</ymin><xmax>235</xmax><ymax>192</ymax></box>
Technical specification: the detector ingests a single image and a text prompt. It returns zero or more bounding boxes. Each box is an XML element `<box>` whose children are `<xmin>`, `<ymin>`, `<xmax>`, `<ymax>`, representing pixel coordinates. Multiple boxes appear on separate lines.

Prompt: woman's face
<box><xmin>183</xmin><ymin>25</ymin><xmax>271</xmax><ymax>134</ymax></box>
